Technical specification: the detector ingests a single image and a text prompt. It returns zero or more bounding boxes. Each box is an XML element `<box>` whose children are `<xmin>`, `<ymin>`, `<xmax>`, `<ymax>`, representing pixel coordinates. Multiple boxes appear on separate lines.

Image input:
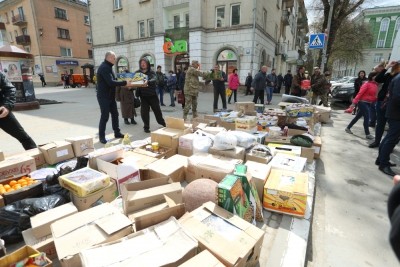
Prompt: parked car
<box><xmin>330</xmin><ymin>76</ymin><xmax>357</xmax><ymax>91</ymax></box>
<box><xmin>331</xmin><ymin>83</ymin><xmax>355</xmax><ymax>103</ymax></box>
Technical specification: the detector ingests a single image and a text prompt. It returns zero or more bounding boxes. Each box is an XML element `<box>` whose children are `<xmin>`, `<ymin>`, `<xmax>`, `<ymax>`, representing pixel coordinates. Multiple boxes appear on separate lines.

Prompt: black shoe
<box><xmin>161</xmin><ymin>104</ymin><xmax>166</xmax><ymax>106</ymax></box>
<box><xmin>375</xmin><ymin>159</ymin><xmax>396</xmax><ymax>167</ymax></box>
<box><xmin>124</xmin><ymin>119</ymin><xmax>130</xmax><ymax>125</ymax></box>
<box><xmin>131</xmin><ymin>119</ymin><xmax>137</xmax><ymax>125</ymax></box>
<box><xmin>369</xmin><ymin>142</ymin><xmax>379</xmax><ymax>148</ymax></box>
<box><xmin>228</xmin><ymin>102</ymin><xmax>231</xmax><ymax>104</ymax></box>
<box><xmin>379</xmin><ymin>166</ymin><xmax>397</xmax><ymax>176</ymax></box>
<box><xmin>144</xmin><ymin>129</ymin><xmax>150</xmax><ymax>133</ymax></box>
<box><xmin>114</xmin><ymin>133</ymin><xmax>124</xmax><ymax>138</ymax></box>
<box><xmin>99</xmin><ymin>138</ymin><xmax>107</xmax><ymax>144</ymax></box>
<box><xmin>170</xmin><ymin>104</ymin><xmax>175</xmax><ymax>107</ymax></box>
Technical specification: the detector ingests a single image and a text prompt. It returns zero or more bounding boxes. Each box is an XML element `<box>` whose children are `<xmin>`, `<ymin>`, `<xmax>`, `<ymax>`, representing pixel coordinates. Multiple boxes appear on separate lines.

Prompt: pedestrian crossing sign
<box><xmin>309</xmin><ymin>33</ymin><xmax>325</xmax><ymax>49</ymax></box>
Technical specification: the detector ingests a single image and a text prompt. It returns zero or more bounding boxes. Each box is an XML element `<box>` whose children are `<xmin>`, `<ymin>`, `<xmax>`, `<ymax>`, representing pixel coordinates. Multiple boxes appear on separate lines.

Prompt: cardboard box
<box><xmin>179</xmin><ymin>202</ymin><xmax>265</xmax><ymax>267</ymax></box>
<box><xmin>39</xmin><ymin>141</ymin><xmax>74</xmax><ymax>165</ymax></box>
<box><xmin>267</xmin><ymin>144</ymin><xmax>302</xmax><ymax>157</ymax></box>
<box><xmin>179</xmin><ymin>133</ymin><xmax>195</xmax><ymax>150</ymax></box>
<box><xmin>121</xmin><ymin>177</ymin><xmax>183</xmax><ymax>214</ymax></box>
<box><xmin>202</xmin><ymin>126</ymin><xmax>226</xmax><ymax>135</ymax></box>
<box><xmin>301</xmin><ymin>147</ymin><xmax>315</xmax><ymax>163</ymax></box>
<box><xmin>209</xmin><ymin>146</ymin><xmax>246</xmax><ymax>161</ymax></box>
<box><xmin>204</xmin><ymin>114</ymin><xmax>223</xmax><ymax>124</ymax></box>
<box><xmin>192</xmin><ymin>117</ymin><xmax>217</xmax><ymax>130</ymax></box>
<box><xmin>22</xmin><ymin>148</ymin><xmax>46</xmax><ymax>167</ymax></box>
<box><xmin>253</xmin><ymin>132</ymin><xmax>268</xmax><ymax>144</ymax></box>
<box><xmin>245</xmin><ymin>161</ymin><xmax>271</xmax><ymax>202</ymax></box>
<box><xmin>0</xmin><ymin>245</ymin><xmax>52</xmax><ymax>267</ymax></box>
<box><xmin>59</xmin><ymin>167</ymin><xmax>110</xmax><ymax>197</ymax></box>
<box><xmin>264</xmin><ymin>137</ymin><xmax>292</xmax><ymax>145</ymax></box>
<box><xmin>51</xmin><ymin>203</ymin><xmax>132</xmax><ymax>267</ymax></box>
<box><xmin>263</xmin><ymin>169</ymin><xmax>308</xmax><ymax>217</ymax></box>
<box><xmin>31</xmin><ymin>203</ymin><xmax>78</xmax><ymax>239</ymax></box>
<box><xmin>79</xmin><ymin>217</ymin><xmax>197</xmax><ymax>267</ymax></box>
<box><xmin>235</xmin><ymin>116</ymin><xmax>257</xmax><ymax>132</ymax></box>
<box><xmin>186</xmin><ymin>154</ymin><xmax>242</xmax><ymax>183</ymax></box>
<box><xmin>22</xmin><ymin>229</ymin><xmax>57</xmax><ymax>260</ymax></box>
<box><xmin>178</xmin><ymin>147</ymin><xmax>193</xmax><ymax>157</ymax></box>
<box><xmin>235</xmin><ymin>102</ymin><xmax>255</xmax><ymax>115</ymax></box>
<box><xmin>96</xmin><ymin>150</ymin><xmax>140</xmax><ymax>193</ymax></box>
<box><xmin>122</xmin><ymin>151</ymin><xmax>159</xmax><ymax>169</ymax></box>
<box><xmin>313</xmin><ymin>105</ymin><xmax>331</xmax><ymax>123</ymax></box>
<box><xmin>219</xmin><ymin>120</ymin><xmax>236</xmax><ymax>131</ymax></box>
<box><xmin>151</xmin><ymin>117</ymin><xmax>192</xmax><ymax>151</ymax></box>
<box><xmin>246</xmin><ymin>151</ymin><xmax>273</xmax><ymax>165</ymax></box>
<box><xmin>145</xmin><ymin>154</ymin><xmax>187</xmax><ymax>182</ymax></box>
<box><xmin>269</xmin><ymin>153</ymin><xmax>307</xmax><ymax>172</ymax></box>
<box><xmin>0</xmin><ymin>155</ymin><xmax>36</xmax><ymax>181</ymax></box>
<box><xmin>71</xmin><ymin>180</ymin><xmax>118</xmax><ymax>211</ymax></box>
<box><xmin>87</xmin><ymin>145</ymin><xmax>124</xmax><ymax>170</ymax></box>
<box><xmin>133</xmin><ymin>144</ymin><xmax>175</xmax><ymax>159</ymax></box>
<box><xmin>313</xmin><ymin>136</ymin><xmax>322</xmax><ymax>159</ymax></box>
<box><xmin>217</xmin><ymin>175</ymin><xmax>253</xmax><ymax>223</ymax></box>
<box><xmin>0</xmin><ymin>175</ymin><xmax>43</xmax><ymax>206</ymax></box>
<box><xmin>179</xmin><ymin>250</ymin><xmax>225</xmax><ymax>267</ymax></box>
<box><xmin>65</xmin><ymin>135</ymin><xmax>94</xmax><ymax>157</ymax></box>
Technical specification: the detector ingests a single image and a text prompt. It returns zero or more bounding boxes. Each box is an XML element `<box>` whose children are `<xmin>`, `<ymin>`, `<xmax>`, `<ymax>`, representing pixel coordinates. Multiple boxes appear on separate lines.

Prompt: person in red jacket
<box><xmin>228</xmin><ymin>68</ymin><xmax>240</xmax><ymax>104</ymax></box>
<box><xmin>345</xmin><ymin>72</ymin><xmax>378</xmax><ymax>139</ymax></box>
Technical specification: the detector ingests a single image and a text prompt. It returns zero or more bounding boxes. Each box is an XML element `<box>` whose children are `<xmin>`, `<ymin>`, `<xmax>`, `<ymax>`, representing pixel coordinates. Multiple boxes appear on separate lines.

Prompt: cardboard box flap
<box><xmin>166</xmin><ymin>117</ymin><xmax>185</xmax><ymax>130</ymax></box>
<box><xmin>127</xmin><ymin>183</ymin><xmax>182</xmax><ymax>201</ymax></box>
<box><xmin>40</xmin><ymin>141</ymin><xmax>70</xmax><ymax>150</ymax></box>
<box><xmin>265</xmin><ymin>170</ymin><xmax>308</xmax><ymax>195</ymax></box>
<box><xmin>95</xmin><ymin>212</ymin><xmax>132</xmax><ymax>235</ymax></box>
<box><xmin>122</xmin><ymin>177</ymin><xmax>170</xmax><ymax>196</ymax></box>
<box><xmin>152</xmin><ymin>128</ymin><xmax>185</xmax><ymax>138</ymax></box>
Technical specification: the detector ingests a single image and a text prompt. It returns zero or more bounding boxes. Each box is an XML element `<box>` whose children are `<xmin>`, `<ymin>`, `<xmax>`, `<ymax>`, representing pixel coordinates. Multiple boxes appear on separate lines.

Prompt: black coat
<box><xmin>178</xmin><ymin>72</ymin><xmax>186</xmax><ymax>91</ymax></box>
<box><xmin>388</xmin><ymin>182</ymin><xmax>400</xmax><ymax>260</ymax></box>
<box><xmin>376</xmin><ymin>69</ymin><xmax>395</xmax><ymax>102</ymax></box>
<box><xmin>0</xmin><ymin>71</ymin><xmax>16</xmax><ymax>110</ymax></box>
<box><xmin>96</xmin><ymin>60</ymin><xmax>127</xmax><ymax>99</ymax></box>
<box><xmin>283</xmin><ymin>73</ymin><xmax>293</xmax><ymax>87</ymax></box>
<box><xmin>245</xmin><ymin>75</ymin><xmax>253</xmax><ymax>87</ymax></box>
<box><xmin>251</xmin><ymin>72</ymin><xmax>267</xmax><ymax>91</ymax></box>
<box><xmin>211</xmin><ymin>70</ymin><xmax>227</xmax><ymax>90</ymax></box>
<box><xmin>354</xmin><ymin>77</ymin><xmax>367</xmax><ymax>96</ymax></box>
<box><xmin>385</xmin><ymin>74</ymin><xmax>400</xmax><ymax>120</ymax></box>
<box><xmin>135</xmin><ymin>57</ymin><xmax>157</xmax><ymax>97</ymax></box>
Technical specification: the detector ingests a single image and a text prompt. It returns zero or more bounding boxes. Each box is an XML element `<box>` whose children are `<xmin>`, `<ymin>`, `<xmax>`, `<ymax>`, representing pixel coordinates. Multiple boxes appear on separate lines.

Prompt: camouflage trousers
<box><xmin>183</xmin><ymin>95</ymin><xmax>198</xmax><ymax>120</ymax></box>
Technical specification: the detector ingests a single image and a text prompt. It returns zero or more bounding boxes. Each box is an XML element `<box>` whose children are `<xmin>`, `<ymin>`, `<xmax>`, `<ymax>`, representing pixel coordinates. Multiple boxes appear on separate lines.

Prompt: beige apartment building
<box><xmin>0</xmin><ymin>0</ymin><xmax>94</xmax><ymax>85</ymax></box>
<box><xmin>90</xmin><ymin>0</ymin><xmax>308</xmax><ymax>81</ymax></box>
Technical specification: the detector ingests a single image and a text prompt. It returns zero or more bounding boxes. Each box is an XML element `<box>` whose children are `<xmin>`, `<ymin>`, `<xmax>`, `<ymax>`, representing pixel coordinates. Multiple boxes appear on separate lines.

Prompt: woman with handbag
<box><xmin>116</xmin><ymin>85</ymin><xmax>137</xmax><ymax>125</ymax></box>
<box><xmin>228</xmin><ymin>68</ymin><xmax>240</xmax><ymax>104</ymax></box>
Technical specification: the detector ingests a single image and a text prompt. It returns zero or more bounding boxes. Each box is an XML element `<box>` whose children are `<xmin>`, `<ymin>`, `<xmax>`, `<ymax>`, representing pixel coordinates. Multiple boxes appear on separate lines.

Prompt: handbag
<box><xmin>134</xmin><ymin>96</ymin><xmax>141</xmax><ymax>108</ymax></box>
<box><xmin>177</xmin><ymin>91</ymin><xmax>185</xmax><ymax>104</ymax></box>
<box><xmin>226</xmin><ymin>88</ymin><xmax>232</xmax><ymax>97</ymax></box>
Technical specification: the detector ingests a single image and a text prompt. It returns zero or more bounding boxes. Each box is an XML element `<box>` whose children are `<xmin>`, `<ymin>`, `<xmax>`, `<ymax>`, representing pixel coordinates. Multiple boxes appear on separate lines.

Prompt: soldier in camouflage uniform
<box><xmin>183</xmin><ymin>60</ymin><xmax>209</xmax><ymax>120</ymax></box>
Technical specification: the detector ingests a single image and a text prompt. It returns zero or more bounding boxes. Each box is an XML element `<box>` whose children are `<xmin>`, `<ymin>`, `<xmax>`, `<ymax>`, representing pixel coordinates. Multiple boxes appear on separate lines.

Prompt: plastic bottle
<box><xmin>314</xmin><ymin>122</ymin><xmax>321</xmax><ymax>136</ymax></box>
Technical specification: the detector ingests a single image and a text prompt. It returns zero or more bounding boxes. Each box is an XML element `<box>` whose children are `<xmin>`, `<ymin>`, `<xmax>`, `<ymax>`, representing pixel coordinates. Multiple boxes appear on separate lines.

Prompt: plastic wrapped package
<box><xmin>193</xmin><ymin>135</ymin><xmax>213</xmax><ymax>153</ymax></box>
<box><xmin>212</xmin><ymin>132</ymin><xmax>237</xmax><ymax>150</ymax></box>
<box><xmin>229</xmin><ymin>131</ymin><xmax>256</xmax><ymax>149</ymax></box>
<box><xmin>194</xmin><ymin>129</ymin><xmax>216</xmax><ymax>141</ymax></box>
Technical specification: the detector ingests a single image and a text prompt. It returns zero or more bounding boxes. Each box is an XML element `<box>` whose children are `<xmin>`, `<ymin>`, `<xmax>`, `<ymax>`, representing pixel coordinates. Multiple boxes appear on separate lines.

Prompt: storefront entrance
<box><xmin>174</xmin><ymin>53</ymin><xmax>190</xmax><ymax>73</ymax></box>
<box><xmin>216</xmin><ymin>49</ymin><xmax>237</xmax><ymax>75</ymax></box>
<box><xmin>116</xmin><ymin>57</ymin><xmax>129</xmax><ymax>73</ymax></box>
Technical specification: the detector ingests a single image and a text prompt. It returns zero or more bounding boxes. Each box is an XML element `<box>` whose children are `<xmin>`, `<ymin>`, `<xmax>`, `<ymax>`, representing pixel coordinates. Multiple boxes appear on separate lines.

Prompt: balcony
<box><xmin>16</xmin><ymin>35</ymin><xmax>31</xmax><ymax>45</ymax></box>
<box><xmin>12</xmin><ymin>14</ymin><xmax>27</xmax><ymax>26</ymax></box>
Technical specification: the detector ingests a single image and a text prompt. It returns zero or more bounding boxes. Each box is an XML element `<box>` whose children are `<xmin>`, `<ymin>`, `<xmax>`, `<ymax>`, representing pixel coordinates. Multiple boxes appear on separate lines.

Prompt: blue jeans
<box><xmin>169</xmin><ymin>87</ymin><xmax>175</xmax><ymax>106</ymax></box>
<box><xmin>347</xmin><ymin>101</ymin><xmax>371</xmax><ymax>135</ymax></box>
<box><xmin>378</xmin><ymin>119</ymin><xmax>400</xmax><ymax>167</ymax></box>
<box><xmin>374</xmin><ymin>101</ymin><xmax>387</xmax><ymax>144</ymax></box>
<box><xmin>156</xmin><ymin>86</ymin><xmax>164</xmax><ymax>105</ymax></box>
<box><xmin>369</xmin><ymin>102</ymin><xmax>377</xmax><ymax>126</ymax></box>
<box><xmin>265</xmin><ymin>87</ymin><xmax>274</xmax><ymax>103</ymax></box>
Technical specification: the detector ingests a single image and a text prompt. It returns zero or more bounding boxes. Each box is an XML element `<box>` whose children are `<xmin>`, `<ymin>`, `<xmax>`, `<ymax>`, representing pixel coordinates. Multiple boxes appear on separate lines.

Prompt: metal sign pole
<box><xmin>321</xmin><ymin>0</ymin><xmax>335</xmax><ymax>72</ymax></box>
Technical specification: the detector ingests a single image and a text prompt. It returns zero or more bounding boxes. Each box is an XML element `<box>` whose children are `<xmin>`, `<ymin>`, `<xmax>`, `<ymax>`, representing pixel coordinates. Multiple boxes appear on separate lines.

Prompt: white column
<box><xmin>154</xmin><ymin>36</ymin><xmax>165</xmax><ymax>69</ymax></box>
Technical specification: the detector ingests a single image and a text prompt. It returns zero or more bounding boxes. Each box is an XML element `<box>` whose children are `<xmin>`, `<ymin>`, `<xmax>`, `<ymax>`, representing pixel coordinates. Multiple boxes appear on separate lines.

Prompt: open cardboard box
<box><xmin>0</xmin><ymin>245</ymin><xmax>52</xmax><ymax>267</ymax></box>
<box><xmin>151</xmin><ymin>117</ymin><xmax>192</xmax><ymax>151</ymax></box>
<box><xmin>145</xmin><ymin>154</ymin><xmax>188</xmax><ymax>182</ymax></box>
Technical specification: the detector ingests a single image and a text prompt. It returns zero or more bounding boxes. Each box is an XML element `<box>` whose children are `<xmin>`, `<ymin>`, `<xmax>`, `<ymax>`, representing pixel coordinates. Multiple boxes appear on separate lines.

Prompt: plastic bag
<box><xmin>229</xmin><ymin>131</ymin><xmax>256</xmax><ymax>149</ymax></box>
<box><xmin>193</xmin><ymin>135</ymin><xmax>213</xmax><ymax>153</ymax></box>
<box><xmin>212</xmin><ymin>132</ymin><xmax>237</xmax><ymax>150</ymax></box>
<box><xmin>0</xmin><ymin>195</ymin><xmax>67</xmax><ymax>244</ymax></box>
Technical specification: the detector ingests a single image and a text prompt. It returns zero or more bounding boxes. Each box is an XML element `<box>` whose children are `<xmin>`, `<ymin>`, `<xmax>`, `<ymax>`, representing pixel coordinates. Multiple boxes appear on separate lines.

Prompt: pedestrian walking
<box><xmin>345</xmin><ymin>72</ymin><xmax>378</xmax><ymax>140</ymax></box>
<box><xmin>155</xmin><ymin>65</ymin><xmax>166</xmax><ymax>106</ymax></box>
<box><xmin>228</xmin><ymin>68</ymin><xmax>240</xmax><ymax>104</ymax></box>
<box><xmin>245</xmin><ymin>72</ymin><xmax>253</xmax><ymax>96</ymax></box>
<box><xmin>0</xmin><ymin>71</ymin><xmax>37</xmax><ymax>150</ymax></box>
<box><xmin>377</xmin><ymin>71</ymin><xmax>400</xmax><ymax>176</ymax></box>
<box><xmin>135</xmin><ymin>58</ymin><xmax>166</xmax><ymax>133</ymax></box>
<box><xmin>352</xmin><ymin>70</ymin><xmax>368</xmax><ymax>115</ymax></box>
<box><xmin>265</xmin><ymin>69</ymin><xmax>277</xmax><ymax>105</ymax></box>
<box><xmin>251</xmin><ymin>66</ymin><xmax>267</xmax><ymax>104</ymax></box>
<box><xmin>39</xmin><ymin>73</ymin><xmax>46</xmax><ymax>87</ymax></box>
<box><xmin>167</xmin><ymin>70</ymin><xmax>177</xmax><ymax>107</ymax></box>
<box><xmin>277</xmin><ymin>73</ymin><xmax>284</xmax><ymax>93</ymax></box>
<box><xmin>183</xmin><ymin>60</ymin><xmax>209</xmax><ymax>120</ymax></box>
<box><xmin>291</xmin><ymin>66</ymin><xmax>306</xmax><ymax>97</ymax></box>
<box><xmin>210</xmin><ymin>64</ymin><xmax>227</xmax><ymax>112</ymax></box>
<box><xmin>116</xmin><ymin>83</ymin><xmax>137</xmax><ymax>125</ymax></box>
<box><xmin>283</xmin><ymin>70</ymin><xmax>293</xmax><ymax>95</ymax></box>
<box><xmin>65</xmin><ymin>73</ymin><xmax>70</xmax><ymax>88</ymax></box>
<box><xmin>311</xmin><ymin>67</ymin><xmax>330</xmax><ymax>106</ymax></box>
<box><xmin>178</xmin><ymin>67</ymin><xmax>187</xmax><ymax>109</ymax></box>
<box><xmin>370</xmin><ymin>63</ymin><xmax>386</xmax><ymax>127</ymax></box>
<box><xmin>369</xmin><ymin>61</ymin><xmax>400</xmax><ymax>148</ymax></box>
<box><xmin>96</xmin><ymin>51</ymin><xmax>131</xmax><ymax>144</ymax></box>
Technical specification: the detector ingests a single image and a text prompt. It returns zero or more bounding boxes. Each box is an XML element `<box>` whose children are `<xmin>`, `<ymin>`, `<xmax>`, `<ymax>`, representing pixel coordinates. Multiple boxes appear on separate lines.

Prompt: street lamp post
<box><xmin>321</xmin><ymin>0</ymin><xmax>335</xmax><ymax>72</ymax></box>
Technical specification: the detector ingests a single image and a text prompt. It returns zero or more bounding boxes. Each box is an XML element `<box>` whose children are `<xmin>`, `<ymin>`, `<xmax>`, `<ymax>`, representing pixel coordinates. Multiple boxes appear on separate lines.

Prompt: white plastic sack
<box><xmin>193</xmin><ymin>135</ymin><xmax>213</xmax><ymax>153</ymax></box>
<box><xmin>229</xmin><ymin>131</ymin><xmax>256</xmax><ymax>149</ymax></box>
<box><xmin>194</xmin><ymin>129</ymin><xmax>216</xmax><ymax>141</ymax></box>
<box><xmin>212</xmin><ymin>131</ymin><xmax>237</xmax><ymax>150</ymax></box>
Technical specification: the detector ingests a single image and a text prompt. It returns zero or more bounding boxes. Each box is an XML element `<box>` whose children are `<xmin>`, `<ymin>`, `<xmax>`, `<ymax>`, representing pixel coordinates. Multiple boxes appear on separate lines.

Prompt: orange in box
<box><xmin>263</xmin><ymin>169</ymin><xmax>308</xmax><ymax>217</ymax></box>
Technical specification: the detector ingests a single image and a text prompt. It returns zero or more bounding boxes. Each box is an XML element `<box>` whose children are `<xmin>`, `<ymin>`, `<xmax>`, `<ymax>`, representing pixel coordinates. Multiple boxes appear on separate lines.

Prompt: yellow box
<box><xmin>263</xmin><ymin>169</ymin><xmax>308</xmax><ymax>217</ymax></box>
<box><xmin>59</xmin><ymin>167</ymin><xmax>110</xmax><ymax>197</ymax></box>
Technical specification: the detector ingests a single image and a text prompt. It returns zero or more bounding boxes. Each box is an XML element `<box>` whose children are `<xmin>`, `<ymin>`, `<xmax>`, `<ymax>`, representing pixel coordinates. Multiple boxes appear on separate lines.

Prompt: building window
<box><xmin>217</xmin><ymin>49</ymin><xmax>238</xmax><ymax>75</ymax></box>
<box><xmin>148</xmin><ymin>19</ymin><xmax>154</xmax><ymax>37</ymax></box>
<box><xmin>84</xmin><ymin>15</ymin><xmax>90</xmax><ymax>25</ymax></box>
<box><xmin>21</xmin><ymin>27</ymin><xmax>27</xmax><ymax>35</ymax></box>
<box><xmin>185</xmin><ymin>13</ymin><xmax>189</xmax><ymax>27</ymax></box>
<box><xmin>173</xmin><ymin>15</ymin><xmax>180</xmax><ymax>28</ymax></box>
<box><xmin>263</xmin><ymin>9</ymin><xmax>267</xmax><ymax>31</ymax></box>
<box><xmin>374</xmin><ymin>53</ymin><xmax>383</xmax><ymax>63</ymax></box>
<box><xmin>216</xmin><ymin>6</ymin><xmax>225</xmax><ymax>28</ymax></box>
<box><xmin>392</xmin><ymin>17</ymin><xmax>400</xmax><ymax>47</ymax></box>
<box><xmin>115</xmin><ymin>26</ymin><xmax>124</xmax><ymax>42</ymax></box>
<box><xmin>376</xmin><ymin>17</ymin><xmax>390</xmax><ymax>48</ymax></box>
<box><xmin>86</xmin><ymin>32</ymin><xmax>92</xmax><ymax>43</ymax></box>
<box><xmin>57</xmin><ymin>28</ymin><xmax>70</xmax><ymax>39</ymax></box>
<box><xmin>114</xmin><ymin>0</ymin><xmax>122</xmax><ymax>10</ymax></box>
<box><xmin>231</xmin><ymin>4</ymin><xmax>240</xmax><ymax>26</ymax></box>
<box><xmin>138</xmin><ymin>21</ymin><xmax>145</xmax><ymax>38</ymax></box>
<box><xmin>88</xmin><ymin>50</ymin><xmax>93</xmax><ymax>59</ymax></box>
<box><xmin>60</xmin><ymin>47</ymin><xmax>72</xmax><ymax>57</ymax></box>
<box><xmin>55</xmin><ymin>7</ymin><xmax>67</xmax><ymax>20</ymax></box>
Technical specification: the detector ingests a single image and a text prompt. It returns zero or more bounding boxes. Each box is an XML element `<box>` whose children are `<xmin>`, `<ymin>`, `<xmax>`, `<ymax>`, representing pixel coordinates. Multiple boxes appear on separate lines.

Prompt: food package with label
<box><xmin>116</xmin><ymin>72</ymin><xmax>148</xmax><ymax>85</ymax></box>
<box><xmin>235</xmin><ymin>116</ymin><xmax>257</xmax><ymax>132</ymax></box>
<box><xmin>285</xmin><ymin>104</ymin><xmax>314</xmax><ymax>118</ymax></box>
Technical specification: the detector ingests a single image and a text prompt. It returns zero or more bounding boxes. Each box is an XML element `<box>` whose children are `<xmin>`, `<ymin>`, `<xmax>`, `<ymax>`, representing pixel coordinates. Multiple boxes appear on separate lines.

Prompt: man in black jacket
<box><xmin>135</xmin><ymin>57</ymin><xmax>166</xmax><ymax>133</ymax></box>
<box><xmin>251</xmin><ymin>66</ymin><xmax>267</xmax><ymax>104</ymax></box>
<box><xmin>377</xmin><ymin>69</ymin><xmax>400</xmax><ymax>176</ymax></box>
<box><xmin>0</xmin><ymin>71</ymin><xmax>36</xmax><ymax>150</ymax></box>
<box><xmin>283</xmin><ymin>70</ymin><xmax>293</xmax><ymax>95</ymax></box>
<box><xmin>96</xmin><ymin>51</ymin><xmax>129</xmax><ymax>144</ymax></box>
<box><xmin>245</xmin><ymin>72</ymin><xmax>253</xmax><ymax>96</ymax></box>
<box><xmin>211</xmin><ymin>65</ymin><xmax>227</xmax><ymax>112</ymax></box>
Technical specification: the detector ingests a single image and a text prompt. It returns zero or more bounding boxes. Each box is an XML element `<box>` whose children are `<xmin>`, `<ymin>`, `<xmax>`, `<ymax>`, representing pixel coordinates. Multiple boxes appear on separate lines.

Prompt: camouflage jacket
<box><xmin>311</xmin><ymin>74</ymin><xmax>329</xmax><ymax>94</ymax></box>
<box><xmin>183</xmin><ymin>67</ymin><xmax>209</xmax><ymax>96</ymax></box>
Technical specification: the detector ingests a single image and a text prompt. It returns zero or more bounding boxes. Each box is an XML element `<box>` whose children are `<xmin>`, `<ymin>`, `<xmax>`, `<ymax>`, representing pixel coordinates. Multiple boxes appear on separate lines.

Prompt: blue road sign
<box><xmin>309</xmin><ymin>33</ymin><xmax>325</xmax><ymax>49</ymax></box>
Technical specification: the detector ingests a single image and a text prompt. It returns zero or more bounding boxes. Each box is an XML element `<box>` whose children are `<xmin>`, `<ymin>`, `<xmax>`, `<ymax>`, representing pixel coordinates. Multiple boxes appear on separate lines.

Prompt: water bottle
<box><xmin>314</xmin><ymin>122</ymin><xmax>321</xmax><ymax>136</ymax></box>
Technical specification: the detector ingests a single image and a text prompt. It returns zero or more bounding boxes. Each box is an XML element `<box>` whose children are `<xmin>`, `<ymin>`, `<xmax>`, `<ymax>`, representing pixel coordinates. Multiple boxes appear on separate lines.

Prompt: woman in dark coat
<box><xmin>116</xmin><ymin>86</ymin><xmax>137</xmax><ymax>125</ymax></box>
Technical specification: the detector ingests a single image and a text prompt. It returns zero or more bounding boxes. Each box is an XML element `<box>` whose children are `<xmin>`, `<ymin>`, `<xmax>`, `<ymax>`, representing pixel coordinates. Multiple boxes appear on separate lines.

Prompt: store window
<box><xmin>217</xmin><ymin>49</ymin><xmax>237</xmax><ymax>75</ymax></box>
<box><xmin>174</xmin><ymin>53</ymin><xmax>190</xmax><ymax>73</ymax></box>
<box><xmin>116</xmin><ymin>57</ymin><xmax>129</xmax><ymax>73</ymax></box>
